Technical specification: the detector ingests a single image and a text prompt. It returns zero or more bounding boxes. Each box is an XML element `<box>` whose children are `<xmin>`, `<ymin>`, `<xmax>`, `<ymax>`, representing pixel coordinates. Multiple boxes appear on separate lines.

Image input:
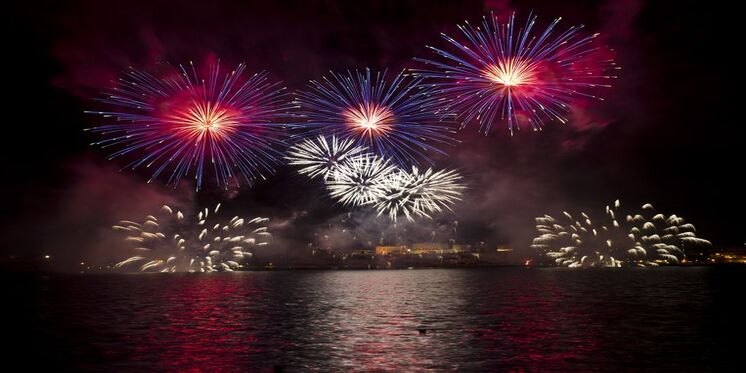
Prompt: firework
<box><xmin>294</xmin><ymin>68</ymin><xmax>456</xmax><ymax>165</ymax></box>
<box><xmin>532</xmin><ymin>200</ymin><xmax>712</xmax><ymax>267</ymax></box>
<box><xmin>326</xmin><ymin>154</ymin><xmax>398</xmax><ymax>207</ymax></box>
<box><xmin>375</xmin><ymin>166</ymin><xmax>465</xmax><ymax>222</ymax></box>
<box><xmin>531</xmin><ymin>201</ymin><xmax>628</xmax><ymax>267</ymax></box>
<box><xmin>285</xmin><ymin>135</ymin><xmax>366</xmax><ymax>180</ymax></box>
<box><xmin>87</xmin><ymin>61</ymin><xmax>295</xmax><ymax>191</ymax></box>
<box><xmin>113</xmin><ymin>204</ymin><xmax>271</xmax><ymax>272</ymax></box>
<box><xmin>414</xmin><ymin>12</ymin><xmax>618</xmax><ymax>134</ymax></box>
<box><xmin>626</xmin><ymin>203</ymin><xmax>712</xmax><ymax>265</ymax></box>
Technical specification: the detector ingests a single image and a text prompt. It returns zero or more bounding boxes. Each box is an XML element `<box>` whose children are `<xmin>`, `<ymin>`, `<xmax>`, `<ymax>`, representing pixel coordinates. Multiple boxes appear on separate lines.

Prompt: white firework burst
<box><xmin>286</xmin><ymin>135</ymin><xmax>366</xmax><ymax>180</ymax></box>
<box><xmin>326</xmin><ymin>154</ymin><xmax>398</xmax><ymax>207</ymax></box>
<box><xmin>375</xmin><ymin>166</ymin><xmax>465</xmax><ymax>222</ymax></box>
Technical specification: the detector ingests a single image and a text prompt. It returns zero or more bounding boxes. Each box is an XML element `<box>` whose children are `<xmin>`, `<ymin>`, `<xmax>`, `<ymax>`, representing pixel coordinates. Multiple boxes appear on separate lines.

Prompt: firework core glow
<box><xmin>483</xmin><ymin>59</ymin><xmax>536</xmax><ymax>87</ymax></box>
<box><xmin>344</xmin><ymin>103</ymin><xmax>395</xmax><ymax>134</ymax></box>
<box><xmin>174</xmin><ymin>101</ymin><xmax>238</xmax><ymax>135</ymax></box>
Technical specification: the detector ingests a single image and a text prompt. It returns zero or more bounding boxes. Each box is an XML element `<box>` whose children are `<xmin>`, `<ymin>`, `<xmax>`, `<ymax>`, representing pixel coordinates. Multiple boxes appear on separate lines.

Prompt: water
<box><xmin>7</xmin><ymin>267</ymin><xmax>744</xmax><ymax>371</ymax></box>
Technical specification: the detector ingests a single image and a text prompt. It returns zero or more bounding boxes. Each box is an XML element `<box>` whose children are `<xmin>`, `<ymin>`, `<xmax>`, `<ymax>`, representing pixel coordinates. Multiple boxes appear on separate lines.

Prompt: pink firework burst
<box><xmin>414</xmin><ymin>12</ymin><xmax>619</xmax><ymax>134</ymax></box>
<box><xmin>87</xmin><ymin>61</ymin><xmax>295</xmax><ymax>191</ymax></box>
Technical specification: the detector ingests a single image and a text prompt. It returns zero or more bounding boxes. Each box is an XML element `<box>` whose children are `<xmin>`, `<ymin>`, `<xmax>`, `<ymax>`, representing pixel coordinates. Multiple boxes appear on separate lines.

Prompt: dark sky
<box><xmin>2</xmin><ymin>0</ymin><xmax>743</xmax><ymax>269</ymax></box>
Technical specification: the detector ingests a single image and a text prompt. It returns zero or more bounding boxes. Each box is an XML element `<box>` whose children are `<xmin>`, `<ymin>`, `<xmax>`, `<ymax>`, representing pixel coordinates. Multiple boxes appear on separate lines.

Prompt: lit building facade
<box><xmin>375</xmin><ymin>245</ymin><xmax>408</xmax><ymax>255</ymax></box>
<box><xmin>410</xmin><ymin>242</ymin><xmax>449</xmax><ymax>254</ymax></box>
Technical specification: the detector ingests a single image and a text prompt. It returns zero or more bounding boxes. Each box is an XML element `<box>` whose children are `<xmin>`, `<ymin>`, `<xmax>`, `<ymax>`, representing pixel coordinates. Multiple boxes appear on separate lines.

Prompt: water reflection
<box><xmin>14</xmin><ymin>267</ymin><xmax>743</xmax><ymax>370</ymax></box>
<box><xmin>149</xmin><ymin>276</ymin><xmax>268</xmax><ymax>370</ymax></box>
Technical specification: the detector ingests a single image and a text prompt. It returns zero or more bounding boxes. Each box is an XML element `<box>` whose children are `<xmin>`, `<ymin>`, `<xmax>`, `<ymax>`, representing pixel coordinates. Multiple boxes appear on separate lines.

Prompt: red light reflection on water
<box><xmin>469</xmin><ymin>273</ymin><xmax>600</xmax><ymax>370</ymax></box>
<box><xmin>119</xmin><ymin>270</ymin><xmax>604</xmax><ymax>371</ymax></box>
<box><xmin>127</xmin><ymin>274</ymin><xmax>288</xmax><ymax>371</ymax></box>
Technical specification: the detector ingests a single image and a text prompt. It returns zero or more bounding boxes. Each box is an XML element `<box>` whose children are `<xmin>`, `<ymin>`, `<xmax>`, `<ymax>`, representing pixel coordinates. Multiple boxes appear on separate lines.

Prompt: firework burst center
<box><xmin>180</xmin><ymin>101</ymin><xmax>238</xmax><ymax>135</ymax></box>
<box><xmin>344</xmin><ymin>103</ymin><xmax>394</xmax><ymax>133</ymax></box>
<box><xmin>482</xmin><ymin>59</ymin><xmax>536</xmax><ymax>88</ymax></box>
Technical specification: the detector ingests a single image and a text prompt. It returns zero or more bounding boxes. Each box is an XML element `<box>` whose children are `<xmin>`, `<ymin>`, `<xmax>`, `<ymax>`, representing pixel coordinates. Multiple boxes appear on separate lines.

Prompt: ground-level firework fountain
<box><xmin>531</xmin><ymin>200</ymin><xmax>712</xmax><ymax>267</ymax></box>
<box><xmin>113</xmin><ymin>204</ymin><xmax>271</xmax><ymax>272</ymax></box>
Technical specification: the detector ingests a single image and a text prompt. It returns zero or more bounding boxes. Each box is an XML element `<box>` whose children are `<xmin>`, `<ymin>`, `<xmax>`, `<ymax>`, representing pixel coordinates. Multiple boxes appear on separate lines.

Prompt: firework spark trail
<box><xmin>532</xmin><ymin>200</ymin><xmax>712</xmax><ymax>267</ymax></box>
<box><xmin>414</xmin><ymin>12</ymin><xmax>619</xmax><ymax>134</ymax></box>
<box><xmin>113</xmin><ymin>204</ymin><xmax>271</xmax><ymax>272</ymax></box>
<box><xmin>285</xmin><ymin>135</ymin><xmax>367</xmax><ymax>180</ymax></box>
<box><xmin>294</xmin><ymin>68</ymin><xmax>456</xmax><ymax>165</ymax></box>
<box><xmin>375</xmin><ymin>166</ymin><xmax>465</xmax><ymax>222</ymax></box>
<box><xmin>87</xmin><ymin>61</ymin><xmax>295</xmax><ymax>191</ymax></box>
<box><xmin>326</xmin><ymin>154</ymin><xmax>398</xmax><ymax>207</ymax></box>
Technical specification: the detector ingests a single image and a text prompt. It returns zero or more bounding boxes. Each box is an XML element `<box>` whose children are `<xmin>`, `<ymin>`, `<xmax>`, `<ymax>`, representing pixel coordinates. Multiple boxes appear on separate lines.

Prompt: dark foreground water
<box><xmin>6</xmin><ymin>267</ymin><xmax>745</xmax><ymax>371</ymax></box>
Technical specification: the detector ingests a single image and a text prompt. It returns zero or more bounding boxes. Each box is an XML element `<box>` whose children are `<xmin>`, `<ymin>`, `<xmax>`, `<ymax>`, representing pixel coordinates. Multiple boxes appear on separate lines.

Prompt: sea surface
<box><xmin>6</xmin><ymin>267</ymin><xmax>745</xmax><ymax>371</ymax></box>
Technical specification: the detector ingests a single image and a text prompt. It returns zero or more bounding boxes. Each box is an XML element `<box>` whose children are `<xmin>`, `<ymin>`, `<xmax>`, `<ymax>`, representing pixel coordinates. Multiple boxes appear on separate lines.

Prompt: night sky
<box><xmin>3</xmin><ymin>0</ymin><xmax>743</xmax><ymax>270</ymax></box>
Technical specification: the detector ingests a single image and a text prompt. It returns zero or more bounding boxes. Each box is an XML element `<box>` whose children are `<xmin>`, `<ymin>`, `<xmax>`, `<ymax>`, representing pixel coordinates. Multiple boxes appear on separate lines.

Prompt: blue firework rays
<box><xmin>413</xmin><ymin>12</ymin><xmax>619</xmax><ymax>134</ymax></box>
<box><xmin>293</xmin><ymin>68</ymin><xmax>457</xmax><ymax>165</ymax></box>
<box><xmin>87</xmin><ymin>61</ymin><xmax>295</xmax><ymax>191</ymax></box>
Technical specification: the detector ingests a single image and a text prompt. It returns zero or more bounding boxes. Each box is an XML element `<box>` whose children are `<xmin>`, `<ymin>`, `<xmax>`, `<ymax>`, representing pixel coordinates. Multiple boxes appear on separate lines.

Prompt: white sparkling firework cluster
<box><xmin>113</xmin><ymin>204</ymin><xmax>270</xmax><ymax>272</ymax></box>
<box><xmin>286</xmin><ymin>135</ymin><xmax>465</xmax><ymax>222</ymax></box>
<box><xmin>531</xmin><ymin>200</ymin><xmax>712</xmax><ymax>267</ymax></box>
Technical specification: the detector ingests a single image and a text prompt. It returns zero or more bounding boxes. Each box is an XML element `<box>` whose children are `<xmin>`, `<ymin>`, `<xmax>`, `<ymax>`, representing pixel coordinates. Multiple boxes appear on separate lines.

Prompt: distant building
<box><xmin>451</xmin><ymin>244</ymin><xmax>469</xmax><ymax>253</ymax></box>
<box><xmin>490</xmin><ymin>245</ymin><xmax>515</xmax><ymax>265</ymax></box>
<box><xmin>495</xmin><ymin>245</ymin><xmax>513</xmax><ymax>253</ymax></box>
<box><xmin>472</xmin><ymin>245</ymin><xmax>516</xmax><ymax>265</ymax></box>
<box><xmin>684</xmin><ymin>244</ymin><xmax>712</xmax><ymax>264</ymax></box>
<box><xmin>710</xmin><ymin>247</ymin><xmax>746</xmax><ymax>264</ymax></box>
<box><xmin>411</xmin><ymin>242</ymin><xmax>449</xmax><ymax>254</ymax></box>
<box><xmin>350</xmin><ymin>249</ymin><xmax>376</xmax><ymax>258</ymax></box>
<box><xmin>375</xmin><ymin>245</ymin><xmax>408</xmax><ymax>255</ymax></box>
<box><xmin>473</xmin><ymin>241</ymin><xmax>488</xmax><ymax>252</ymax></box>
